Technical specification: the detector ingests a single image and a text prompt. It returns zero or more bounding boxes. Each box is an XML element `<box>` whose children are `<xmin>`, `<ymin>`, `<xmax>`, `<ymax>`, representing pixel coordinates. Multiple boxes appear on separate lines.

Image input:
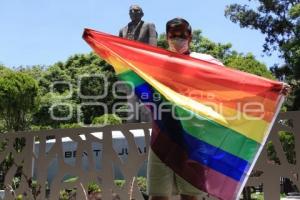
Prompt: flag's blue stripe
<box><xmin>135</xmin><ymin>78</ymin><xmax>249</xmax><ymax>181</ymax></box>
<box><xmin>135</xmin><ymin>82</ymin><xmax>155</xmax><ymax>103</ymax></box>
<box><xmin>183</xmin><ymin>132</ymin><xmax>249</xmax><ymax>181</ymax></box>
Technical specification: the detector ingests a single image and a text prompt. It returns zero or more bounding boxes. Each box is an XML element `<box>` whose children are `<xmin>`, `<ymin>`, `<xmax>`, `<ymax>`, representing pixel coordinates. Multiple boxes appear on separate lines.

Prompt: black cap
<box><xmin>166</xmin><ymin>18</ymin><xmax>192</xmax><ymax>34</ymax></box>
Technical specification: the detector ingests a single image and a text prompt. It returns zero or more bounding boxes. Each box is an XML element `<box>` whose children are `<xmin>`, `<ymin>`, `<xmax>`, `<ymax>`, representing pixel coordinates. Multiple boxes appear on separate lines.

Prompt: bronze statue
<box><xmin>119</xmin><ymin>5</ymin><xmax>157</xmax><ymax>122</ymax></box>
<box><xmin>119</xmin><ymin>5</ymin><xmax>157</xmax><ymax>46</ymax></box>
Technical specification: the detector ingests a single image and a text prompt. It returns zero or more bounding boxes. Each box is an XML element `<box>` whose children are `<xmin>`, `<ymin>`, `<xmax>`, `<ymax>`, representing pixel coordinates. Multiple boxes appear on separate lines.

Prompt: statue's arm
<box><xmin>148</xmin><ymin>23</ymin><xmax>157</xmax><ymax>46</ymax></box>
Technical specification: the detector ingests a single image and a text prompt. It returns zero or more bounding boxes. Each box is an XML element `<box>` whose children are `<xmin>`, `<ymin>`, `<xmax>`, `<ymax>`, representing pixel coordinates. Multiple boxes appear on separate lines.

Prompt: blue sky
<box><xmin>0</xmin><ymin>0</ymin><xmax>283</xmax><ymax>68</ymax></box>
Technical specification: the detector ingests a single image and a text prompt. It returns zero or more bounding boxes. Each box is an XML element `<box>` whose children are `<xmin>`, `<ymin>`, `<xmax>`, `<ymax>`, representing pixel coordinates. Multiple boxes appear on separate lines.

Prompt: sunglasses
<box><xmin>167</xmin><ymin>31</ymin><xmax>191</xmax><ymax>39</ymax></box>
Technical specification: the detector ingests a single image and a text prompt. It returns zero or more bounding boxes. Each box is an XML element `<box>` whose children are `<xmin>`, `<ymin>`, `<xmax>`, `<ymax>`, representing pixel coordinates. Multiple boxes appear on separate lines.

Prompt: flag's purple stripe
<box><xmin>151</xmin><ymin>123</ymin><xmax>240</xmax><ymax>200</ymax></box>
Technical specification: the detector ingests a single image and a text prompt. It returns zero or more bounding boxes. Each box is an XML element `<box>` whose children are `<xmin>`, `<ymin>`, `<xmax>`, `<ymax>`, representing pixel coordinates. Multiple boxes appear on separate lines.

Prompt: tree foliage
<box><xmin>0</xmin><ymin>53</ymin><xmax>122</xmax><ymax>131</ymax></box>
<box><xmin>224</xmin><ymin>52</ymin><xmax>274</xmax><ymax>79</ymax></box>
<box><xmin>225</xmin><ymin>0</ymin><xmax>299</xmax><ymax>53</ymax></box>
<box><xmin>190</xmin><ymin>30</ymin><xmax>233</xmax><ymax>63</ymax></box>
<box><xmin>92</xmin><ymin>114</ymin><xmax>122</xmax><ymax>126</ymax></box>
<box><xmin>32</xmin><ymin>92</ymin><xmax>78</xmax><ymax>128</ymax></box>
<box><xmin>32</xmin><ymin>53</ymin><xmax>120</xmax><ymax>127</ymax></box>
<box><xmin>225</xmin><ymin>0</ymin><xmax>300</xmax><ymax>110</ymax></box>
<box><xmin>0</xmin><ymin>70</ymin><xmax>39</xmax><ymax>131</ymax></box>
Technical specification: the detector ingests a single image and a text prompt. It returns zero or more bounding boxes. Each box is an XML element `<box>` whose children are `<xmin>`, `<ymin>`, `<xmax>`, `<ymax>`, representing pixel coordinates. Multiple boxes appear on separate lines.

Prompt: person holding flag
<box><xmin>147</xmin><ymin>18</ymin><xmax>223</xmax><ymax>200</ymax></box>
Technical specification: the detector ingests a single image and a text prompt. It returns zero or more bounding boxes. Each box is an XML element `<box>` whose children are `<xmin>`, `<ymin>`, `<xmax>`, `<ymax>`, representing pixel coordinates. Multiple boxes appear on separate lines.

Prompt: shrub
<box><xmin>92</xmin><ymin>114</ymin><xmax>122</xmax><ymax>126</ymax></box>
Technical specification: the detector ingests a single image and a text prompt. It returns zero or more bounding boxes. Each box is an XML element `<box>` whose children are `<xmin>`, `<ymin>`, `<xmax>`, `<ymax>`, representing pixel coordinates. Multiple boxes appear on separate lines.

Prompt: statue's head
<box><xmin>129</xmin><ymin>5</ymin><xmax>144</xmax><ymax>23</ymax></box>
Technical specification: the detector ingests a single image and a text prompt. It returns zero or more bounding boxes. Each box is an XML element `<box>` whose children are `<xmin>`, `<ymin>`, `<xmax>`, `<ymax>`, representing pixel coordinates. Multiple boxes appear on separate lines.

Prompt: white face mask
<box><xmin>168</xmin><ymin>38</ymin><xmax>189</xmax><ymax>54</ymax></box>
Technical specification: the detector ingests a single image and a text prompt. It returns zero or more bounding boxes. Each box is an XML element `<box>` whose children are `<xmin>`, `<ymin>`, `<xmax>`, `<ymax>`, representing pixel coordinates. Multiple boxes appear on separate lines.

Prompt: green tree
<box><xmin>14</xmin><ymin>65</ymin><xmax>46</xmax><ymax>81</ymax></box>
<box><xmin>38</xmin><ymin>63</ymin><xmax>72</xmax><ymax>95</ymax></box>
<box><xmin>32</xmin><ymin>53</ymin><xmax>121</xmax><ymax>128</ymax></box>
<box><xmin>0</xmin><ymin>65</ymin><xmax>5</xmax><ymax>72</ymax></box>
<box><xmin>0</xmin><ymin>70</ymin><xmax>39</xmax><ymax>131</ymax></box>
<box><xmin>225</xmin><ymin>1</ymin><xmax>299</xmax><ymax>54</ymax></box>
<box><xmin>157</xmin><ymin>33</ymin><xmax>168</xmax><ymax>49</ymax></box>
<box><xmin>266</xmin><ymin>131</ymin><xmax>296</xmax><ymax>165</ymax></box>
<box><xmin>92</xmin><ymin>114</ymin><xmax>122</xmax><ymax>126</ymax></box>
<box><xmin>32</xmin><ymin>92</ymin><xmax>78</xmax><ymax>128</ymax></box>
<box><xmin>190</xmin><ymin>30</ymin><xmax>232</xmax><ymax>62</ymax></box>
<box><xmin>279</xmin><ymin>131</ymin><xmax>296</xmax><ymax>164</ymax></box>
<box><xmin>0</xmin><ymin>64</ymin><xmax>11</xmax><ymax>75</ymax></box>
<box><xmin>224</xmin><ymin>52</ymin><xmax>274</xmax><ymax>78</ymax></box>
<box><xmin>225</xmin><ymin>0</ymin><xmax>300</xmax><ymax>109</ymax></box>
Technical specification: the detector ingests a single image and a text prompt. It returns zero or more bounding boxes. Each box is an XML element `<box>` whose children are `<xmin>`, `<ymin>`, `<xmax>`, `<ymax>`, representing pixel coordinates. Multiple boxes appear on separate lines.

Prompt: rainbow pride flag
<box><xmin>83</xmin><ymin>29</ymin><xmax>284</xmax><ymax>200</ymax></box>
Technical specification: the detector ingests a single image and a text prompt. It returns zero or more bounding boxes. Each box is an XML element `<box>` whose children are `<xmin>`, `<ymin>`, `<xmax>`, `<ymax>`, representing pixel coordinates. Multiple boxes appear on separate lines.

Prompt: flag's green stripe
<box><xmin>118</xmin><ymin>70</ymin><xmax>145</xmax><ymax>87</ymax></box>
<box><xmin>175</xmin><ymin>106</ymin><xmax>260</xmax><ymax>162</ymax></box>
